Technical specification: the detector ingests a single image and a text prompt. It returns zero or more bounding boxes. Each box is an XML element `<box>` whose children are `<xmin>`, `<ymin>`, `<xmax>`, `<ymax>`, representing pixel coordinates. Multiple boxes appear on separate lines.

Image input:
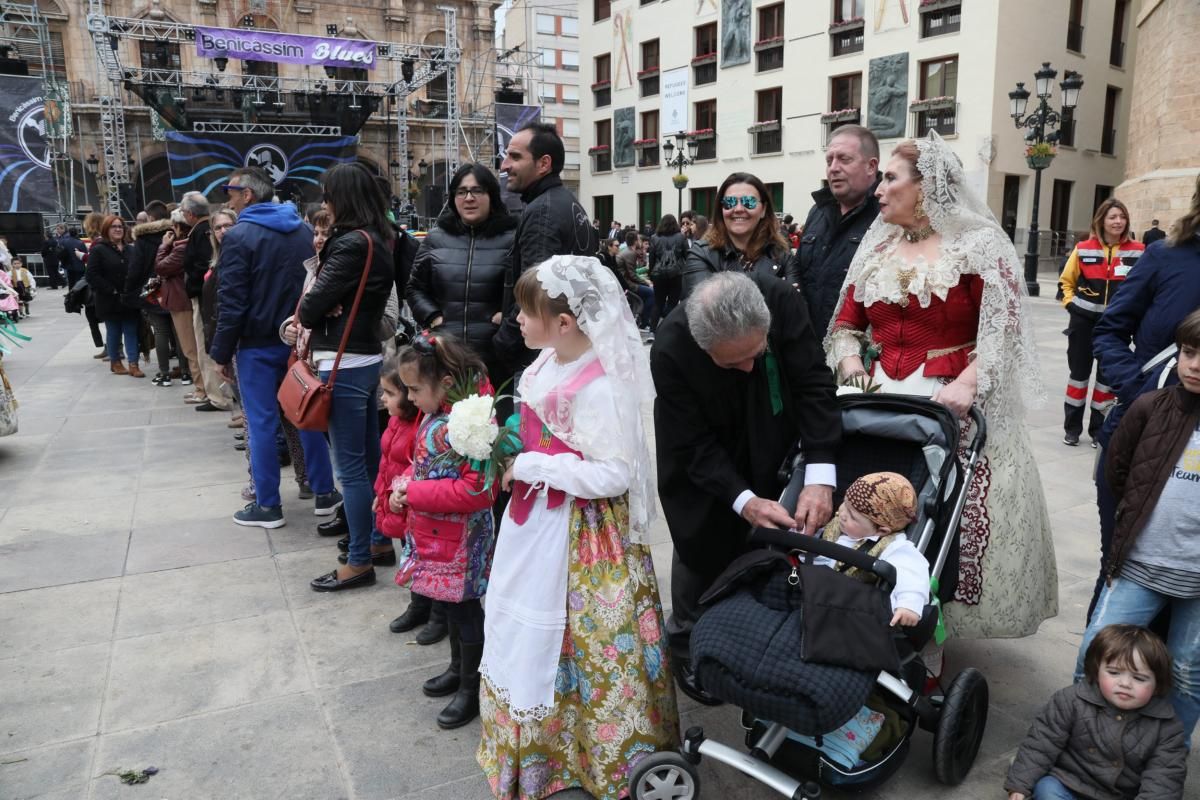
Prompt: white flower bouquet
<box><xmin>434</xmin><ymin>377</ymin><xmax>522</xmax><ymax>494</ymax></box>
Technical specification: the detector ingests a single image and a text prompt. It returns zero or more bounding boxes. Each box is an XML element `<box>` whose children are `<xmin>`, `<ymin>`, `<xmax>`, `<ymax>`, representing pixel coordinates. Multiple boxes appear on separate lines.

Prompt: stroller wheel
<box><xmin>630</xmin><ymin>751</ymin><xmax>701</xmax><ymax>800</ymax></box>
<box><xmin>932</xmin><ymin>667</ymin><xmax>989</xmax><ymax>785</ymax></box>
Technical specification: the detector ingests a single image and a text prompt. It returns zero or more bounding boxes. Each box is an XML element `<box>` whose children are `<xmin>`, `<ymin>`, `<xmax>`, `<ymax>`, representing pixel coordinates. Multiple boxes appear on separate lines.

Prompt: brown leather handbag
<box><xmin>277</xmin><ymin>230</ymin><xmax>374</xmax><ymax>432</ymax></box>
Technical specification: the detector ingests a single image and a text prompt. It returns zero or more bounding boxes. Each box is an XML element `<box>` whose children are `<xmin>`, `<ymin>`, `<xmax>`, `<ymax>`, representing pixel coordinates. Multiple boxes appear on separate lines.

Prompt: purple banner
<box><xmin>194</xmin><ymin>26</ymin><xmax>377</xmax><ymax>70</ymax></box>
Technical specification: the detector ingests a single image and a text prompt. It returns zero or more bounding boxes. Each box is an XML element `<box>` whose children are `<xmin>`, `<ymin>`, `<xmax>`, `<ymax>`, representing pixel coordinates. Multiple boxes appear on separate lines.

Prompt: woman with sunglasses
<box><xmin>298</xmin><ymin>163</ymin><xmax>397</xmax><ymax>592</ymax></box>
<box><xmin>407</xmin><ymin>163</ymin><xmax>517</xmax><ymax>395</ymax></box>
<box><xmin>680</xmin><ymin>172</ymin><xmax>791</xmax><ymax>301</ymax></box>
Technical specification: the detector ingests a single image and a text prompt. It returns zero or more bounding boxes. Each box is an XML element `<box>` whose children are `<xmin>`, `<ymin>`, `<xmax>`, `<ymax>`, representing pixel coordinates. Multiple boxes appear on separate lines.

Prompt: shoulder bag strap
<box><xmin>324</xmin><ymin>229</ymin><xmax>374</xmax><ymax>389</ymax></box>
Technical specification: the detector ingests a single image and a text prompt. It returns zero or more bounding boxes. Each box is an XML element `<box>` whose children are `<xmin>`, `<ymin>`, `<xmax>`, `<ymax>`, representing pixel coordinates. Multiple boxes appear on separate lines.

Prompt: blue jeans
<box><xmin>236</xmin><ymin>344</ymin><xmax>332</xmax><ymax>509</ymax></box>
<box><xmin>105</xmin><ymin>317</ymin><xmax>140</xmax><ymax>364</ymax></box>
<box><xmin>1075</xmin><ymin>577</ymin><xmax>1200</xmax><ymax>740</ymax></box>
<box><xmin>1033</xmin><ymin>775</ymin><xmax>1079</xmax><ymax>799</ymax></box>
<box><xmin>633</xmin><ymin>284</ymin><xmax>655</xmax><ymax>328</ymax></box>
<box><xmin>320</xmin><ymin>362</ymin><xmax>382</xmax><ymax>567</ymax></box>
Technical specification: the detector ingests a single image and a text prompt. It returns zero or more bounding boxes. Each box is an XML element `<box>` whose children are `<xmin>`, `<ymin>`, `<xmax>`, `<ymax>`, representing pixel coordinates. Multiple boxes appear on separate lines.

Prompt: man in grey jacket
<box><xmin>493</xmin><ymin>122</ymin><xmax>598</xmax><ymax>371</ymax></box>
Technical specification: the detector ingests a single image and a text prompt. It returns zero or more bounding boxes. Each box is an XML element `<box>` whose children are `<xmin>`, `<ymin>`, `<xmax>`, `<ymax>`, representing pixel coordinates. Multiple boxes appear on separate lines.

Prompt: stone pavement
<box><xmin>0</xmin><ymin>289</ymin><xmax>1196</xmax><ymax>800</ymax></box>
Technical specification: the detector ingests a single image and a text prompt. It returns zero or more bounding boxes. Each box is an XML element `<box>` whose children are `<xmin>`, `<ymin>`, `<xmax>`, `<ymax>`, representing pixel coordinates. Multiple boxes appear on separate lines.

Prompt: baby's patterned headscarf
<box><xmin>844</xmin><ymin>472</ymin><xmax>917</xmax><ymax>532</ymax></box>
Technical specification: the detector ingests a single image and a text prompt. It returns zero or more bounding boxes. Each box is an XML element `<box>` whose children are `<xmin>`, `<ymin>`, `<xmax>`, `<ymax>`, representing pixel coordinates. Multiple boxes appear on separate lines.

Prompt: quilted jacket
<box><xmin>154</xmin><ymin>235</ymin><xmax>192</xmax><ymax>313</ymax></box>
<box><xmin>1105</xmin><ymin>384</ymin><xmax>1200</xmax><ymax>580</ymax></box>
<box><xmin>374</xmin><ymin>414</ymin><xmax>419</xmax><ymax>539</ymax></box>
<box><xmin>1004</xmin><ymin>681</ymin><xmax>1186</xmax><ymax>800</ymax></box>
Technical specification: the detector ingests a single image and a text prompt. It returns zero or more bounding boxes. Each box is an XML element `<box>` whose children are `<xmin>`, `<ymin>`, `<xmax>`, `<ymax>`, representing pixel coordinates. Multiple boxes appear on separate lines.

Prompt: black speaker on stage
<box><xmin>0</xmin><ymin>212</ymin><xmax>48</xmax><ymax>255</ymax></box>
<box><xmin>0</xmin><ymin>56</ymin><xmax>29</xmax><ymax>76</ymax></box>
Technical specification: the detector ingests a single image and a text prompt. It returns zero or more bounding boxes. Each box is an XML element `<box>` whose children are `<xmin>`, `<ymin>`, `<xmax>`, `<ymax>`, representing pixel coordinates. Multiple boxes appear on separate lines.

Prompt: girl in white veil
<box><xmin>477</xmin><ymin>255</ymin><xmax>678</xmax><ymax>800</ymax></box>
<box><xmin>825</xmin><ymin>133</ymin><xmax>1057</xmax><ymax>645</ymax></box>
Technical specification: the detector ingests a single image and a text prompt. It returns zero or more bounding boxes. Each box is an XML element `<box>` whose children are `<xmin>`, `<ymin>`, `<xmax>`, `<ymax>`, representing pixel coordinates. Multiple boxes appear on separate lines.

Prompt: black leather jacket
<box><xmin>407</xmin><ymin>209</ymin><xmax>517</xmax><ymax>370</ymax></box>
<box><xmin>298</xmin><ymin>226</ymin><xmax>394</xmax><ymax>356</ymax></box>
<box><xmin>785</xmin><ymin>186</ymin><xmax>880</xmax><ymax>337</ymax></box>
<box><xmin>680</xmin><ymin>240</ymin><xmax>790</xmax><ymax>300</ymax></box>
<box><xmin>125</xmin><ymin>219</ymin><xmax>172</xmax><ymax>313</ymax></box>
<box><xmin>182</xmin><ymin>218</ymin><xmax>212</xmax><ymax>298</ymax></box>
<box><xmin>649</xmin><ymin>232</ymin><xmax>688</xmax><ymax>280</ymax></box>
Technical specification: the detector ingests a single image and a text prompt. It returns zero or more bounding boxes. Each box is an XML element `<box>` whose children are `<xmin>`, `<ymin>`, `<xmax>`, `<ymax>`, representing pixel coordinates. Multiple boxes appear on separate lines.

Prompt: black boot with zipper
<box><xmin>422</xmin><ymin>621</ymin><xmax>461</xmax><ymax>697</ymax></box>
<box><xmin>436</xmin><ymin>639</ymin><xmax>483</xmax><ymax>730</ymax></box>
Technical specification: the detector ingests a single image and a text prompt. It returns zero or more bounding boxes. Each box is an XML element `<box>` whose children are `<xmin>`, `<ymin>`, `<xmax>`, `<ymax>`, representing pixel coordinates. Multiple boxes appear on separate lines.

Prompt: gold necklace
<box><xmin>902</xmin><ymin>225</ymin><xmax>935</xmax><ymax>243</ymax></box>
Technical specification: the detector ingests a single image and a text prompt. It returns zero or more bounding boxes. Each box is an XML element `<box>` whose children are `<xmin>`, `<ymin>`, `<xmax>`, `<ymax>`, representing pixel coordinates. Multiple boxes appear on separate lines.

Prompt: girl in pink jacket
<box><xmin>392</xmin><ymin>330</ymin><xmax>496</xmax><ymax>730</ymax></box>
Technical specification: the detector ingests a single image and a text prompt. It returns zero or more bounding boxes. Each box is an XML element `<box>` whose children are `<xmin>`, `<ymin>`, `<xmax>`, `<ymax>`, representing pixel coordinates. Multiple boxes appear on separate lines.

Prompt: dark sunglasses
<box><xmin>220</xmin><ymin>184</ymin><xmax>250</xmax><ymax>194</ymax></box>
<box><xmin>720</xmin><ymin>195</ymin><xmax>760</xmax><ymax>211</ymax></box>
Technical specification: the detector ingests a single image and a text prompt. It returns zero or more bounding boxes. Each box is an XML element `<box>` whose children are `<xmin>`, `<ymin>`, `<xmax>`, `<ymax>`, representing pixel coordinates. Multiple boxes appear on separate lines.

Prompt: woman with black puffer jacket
<box><xmin>407</xmin><ymin>162</ymin><xmax>517</xmax><ymax>392</ymax></box>
<box><xmin>296</xmin><ymin>163</ymin><xmax>396</xmax><ymax>594</ymax></box>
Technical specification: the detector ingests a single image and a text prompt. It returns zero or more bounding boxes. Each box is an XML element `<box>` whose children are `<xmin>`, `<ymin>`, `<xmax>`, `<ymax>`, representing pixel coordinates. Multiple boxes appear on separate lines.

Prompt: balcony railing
<box><xmin>1109</xmin><ymin>39</ymin><xmax>1125</xmax><ymax>67</ymax></box>
<box><xmin>752</xmin><ymin>127</ymin><xmax>782</xmax><ymax>155</ymax></box>
<box><xmin>831</xmin><ymin>28</ymin><xmax>864</xmax><ymax>56</ymax></box>
<box><xmin>695</xmin><ymin>135</ymin><xmax>717</xmax><ymax>161</ymax></box>
<box><xmin>1066</xmin><ymin>21</ymin><xmax>1084</xmax><ymax>52</ymax></box>
<box><xmin>921</xmin><ymin>6</ymin><xmax>961</xmax><ymax>37</ymax></box>
<box><xmin>916</xmin><ymin>106</ymin><xmax>957</xmax><ymax>136</ymax></box>
<box><xmin>592</xmin><ymin>152</ymin><xmax>612</xmax><ymax>172</ymax></box>
<box><xmin>592</xmin><ymin>84</ymin><xmax>611</xmax><ymax>108</ymax></box>
<box><xmin>637</xmin><ymin>148</ymin><xmax>660</xmax><ymax>167</ymax></box>
<box><xmin>754</xmin><ymin>38</ymin><xmax>784</xmax><ymax>72</ymax></box>
<box><xmin>638</xmin><ymin>68</ymin><xmax>660</xmax><ymax>98</ymax></box>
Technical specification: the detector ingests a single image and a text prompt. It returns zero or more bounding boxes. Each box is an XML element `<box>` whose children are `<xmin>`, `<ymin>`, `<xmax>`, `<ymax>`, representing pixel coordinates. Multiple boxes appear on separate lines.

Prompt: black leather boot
<box><xmin>436</xmin><ymin>640</ymin><xmax>482</xmax><ymax>730</ymax></box>
<box><xmin>416</xmin><ymin>601</ymin><xmax>448</xmax><ymax>645</ymax></box>
<box><xmin>422</xmin><ymin>622</ymin><xmax>461</xmax><ymax>697</ymax></box>
<box><xmin>317</xmin><ymin>506</ymin><xmax>348</xmax><ymax>537</ymax></box>
<box><xmin>390</xmin><ymin>594</ymin><xmax>432</xmax><ymax>634</ymax></box>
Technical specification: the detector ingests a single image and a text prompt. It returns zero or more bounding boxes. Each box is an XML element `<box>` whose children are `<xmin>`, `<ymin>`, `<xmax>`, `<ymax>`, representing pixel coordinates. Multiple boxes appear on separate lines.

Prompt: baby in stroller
<box><xmin>812</xmin><ymin>471</ymin><xmax>929</xmax><ymax>629</ymax></box>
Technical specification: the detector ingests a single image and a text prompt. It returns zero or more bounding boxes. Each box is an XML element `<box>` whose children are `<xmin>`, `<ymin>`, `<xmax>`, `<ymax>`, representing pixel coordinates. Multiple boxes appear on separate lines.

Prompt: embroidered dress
<box><xmin>478</xmin><ymin>351</ymin><xmax>679</xmax><ymax>800</ymax></box>
<box><xmin>394</xmin><ymin>411</ymin><xmax>495</xmax><ymax>602</ymax></box>
<box><xmin>828</xmin><ymin>243</ymin><xmax>1057</xmax><ymax>639</ymax></box>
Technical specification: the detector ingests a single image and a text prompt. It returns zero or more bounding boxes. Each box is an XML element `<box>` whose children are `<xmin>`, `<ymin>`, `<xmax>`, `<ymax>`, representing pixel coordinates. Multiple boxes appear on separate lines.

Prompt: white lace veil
<box><xmin>826</xmin><ymin>131</ymin><xmax>1045</xmax><ymax>409</ymax></box>
<box><xmin>518</xmin><ymin>255</ymin><xmax>657</xmax><ymax>543</ymax></box>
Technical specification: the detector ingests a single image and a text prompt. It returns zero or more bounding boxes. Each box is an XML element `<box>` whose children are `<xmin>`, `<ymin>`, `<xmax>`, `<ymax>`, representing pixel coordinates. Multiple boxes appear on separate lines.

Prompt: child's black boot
<box><xmin>422</xmin><ymin>621</ymin><xmax>461</xmax><ymax>697</ymax></box>
<box><xmin>436</xmin><ymin>639</ymin><xmax>482</xmax><ymax>730</ymax></box>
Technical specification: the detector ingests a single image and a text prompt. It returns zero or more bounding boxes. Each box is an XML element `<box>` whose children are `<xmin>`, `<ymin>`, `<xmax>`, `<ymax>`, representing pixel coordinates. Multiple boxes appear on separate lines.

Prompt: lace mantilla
<box><xmin>521</xmin><ymin>255</ymin><xmax>657</xmax><ymax>544</ymax></box>
<box><xmin>851</xmin><ymin>250</ymin><xmax>964</xmax><ymax>309</ymax></box>
<box><xmin>825</xmin><ymin>132</ymin><xmax>1045</xmax><ymax>410</ymax></box>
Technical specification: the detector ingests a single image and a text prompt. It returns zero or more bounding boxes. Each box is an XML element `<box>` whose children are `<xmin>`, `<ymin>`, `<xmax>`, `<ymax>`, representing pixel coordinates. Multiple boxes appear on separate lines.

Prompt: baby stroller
<box><xmin>630</xmin><ymin>394</ymin><xmax>989</xmax><ymax>799</ymax></box>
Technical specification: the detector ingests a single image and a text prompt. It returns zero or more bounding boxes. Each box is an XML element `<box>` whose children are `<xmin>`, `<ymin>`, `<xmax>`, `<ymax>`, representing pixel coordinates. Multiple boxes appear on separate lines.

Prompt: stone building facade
<box><xmin>1115</xmin><ymin>0</ymin><xmax>1200</xmax><ymax>237</ymax></box>
<box><xmin>20</xmin><ymin>0</ymin><xmax>499</xmax><ymax>218</ymax></box>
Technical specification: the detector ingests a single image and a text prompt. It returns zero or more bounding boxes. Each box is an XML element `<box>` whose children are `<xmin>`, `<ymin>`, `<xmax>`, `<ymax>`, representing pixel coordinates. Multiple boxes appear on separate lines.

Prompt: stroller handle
<box><xmin>748</xmin><ymin>527</ymin><xmax>898</xmax><ymax>592</ymax></box>
<box><xmin>965</xmin><ymin>404</ymin><xmax>987</xmax><ymax>455</ymax></box>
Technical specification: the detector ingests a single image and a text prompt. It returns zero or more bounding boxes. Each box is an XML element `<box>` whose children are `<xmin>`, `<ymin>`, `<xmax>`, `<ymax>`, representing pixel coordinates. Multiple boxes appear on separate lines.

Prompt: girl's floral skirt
<box><xmin>477</xmin><ymin>496</ymin><xmax>680</xmax><ymax>800</ymax></box>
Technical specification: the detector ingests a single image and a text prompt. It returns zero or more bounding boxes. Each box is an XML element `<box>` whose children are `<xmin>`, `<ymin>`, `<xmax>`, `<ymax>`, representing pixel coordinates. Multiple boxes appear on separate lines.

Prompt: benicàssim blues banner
<box><xmin>194</xmin><ymin>26</ymin><xmax>378</xmax><ymax>70</ymax></box>
<box><xmin>0</xmin><ymin>75</ymin><xmax>58</xmax><ymax>212</ymax></box>
<box><xmin>165</xmin><ymin>131</ymin><xmax>358</xmax><ymax>203</ymax></box>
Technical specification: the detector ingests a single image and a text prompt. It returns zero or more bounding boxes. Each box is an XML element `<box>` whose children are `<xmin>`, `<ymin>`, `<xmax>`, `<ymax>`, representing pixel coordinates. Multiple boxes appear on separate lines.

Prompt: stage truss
<box><xmin>84</xmin><ymin>0</ymin><xmax>466</xmax><ymax>215</ymax></box>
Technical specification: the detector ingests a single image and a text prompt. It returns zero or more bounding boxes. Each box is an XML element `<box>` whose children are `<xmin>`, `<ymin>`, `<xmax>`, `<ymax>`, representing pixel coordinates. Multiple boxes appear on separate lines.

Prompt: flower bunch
<box><xmin>1025</xmin><ymin>141</ymin><xmax>1057</xmax><ymax>158</ymax></box>
<box><xmin>435</xmin><ymin>376</ymin><xmax>522</xmax><ymax>494</ymax></box>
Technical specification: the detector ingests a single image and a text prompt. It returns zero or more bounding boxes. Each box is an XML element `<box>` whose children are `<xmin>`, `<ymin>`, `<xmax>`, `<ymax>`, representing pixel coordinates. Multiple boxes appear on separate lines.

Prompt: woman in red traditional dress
<box><xmin>826</xmin><ymin>133</ymin><xmax>1056</xmax><ymax>643</ymax></box>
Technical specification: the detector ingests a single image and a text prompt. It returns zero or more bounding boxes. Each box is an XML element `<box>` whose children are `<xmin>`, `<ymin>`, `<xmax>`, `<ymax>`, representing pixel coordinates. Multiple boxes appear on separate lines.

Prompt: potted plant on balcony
<box><xmin>633</xmin><ymin>138</ymin><xmax>657</xmax><ymax>150</ymax></box>
<box><xmin>747</xmin><ymin>119</ymin><xmax>781</xmax><ymax>134</ymax></box>
<box><xmin>820</xmin><ymin>108</ymin><xmax>860</xmax><ymax>124</ymax></box>
<box><xmin>587</xmin><ymin>145</ymin><xmax>611</xmax><ymax>155</ymax></box>
<box><xmin>753</xmin><ymin>35</ymin><xmax>784</xmax><ymax>52</ymax></box>
<box><xmin>637</xmin><ymin>66</ymin><xmax>660</xmax><ymax>78</ymax></box>
<box><xmin>687</xmin><ymin>128</ymin><xmax>715</xmax><ymax>140</ymax></box>
<box><xmin>1025</xmin><ymin>141</ymin><xmax>1057</xmax><ymax>170</ymax></box>
<box><xmin>590</xmin><ymin>79</ymin><xmax>611</xmax><ymax>91</ymax></box>
<box><xmin>919</xmin><ymin>0</ymin><xmax>959</xmax><ymax>12</ymax></box>
<box><xmin>691</xmin><ymin>52</ymin><xmax>717</xmax><ymax>65</ymax></box>
<box><xmin>828</xmin><ymin>16</ymin><xmax>864</xmax><ymax>33</ymax></box>
<box><xmin>909</xmin><ymin>95</ymin><xmax>956</xmax><ymax>112</ymax></box>
<box><xmin>672</xmin><ymin>174</ymin><xmax>689</xmax><ymax>190</ymax></box>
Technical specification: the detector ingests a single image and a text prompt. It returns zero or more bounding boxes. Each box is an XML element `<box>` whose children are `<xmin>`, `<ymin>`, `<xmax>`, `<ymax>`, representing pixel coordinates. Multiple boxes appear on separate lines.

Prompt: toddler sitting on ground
<box><xmin>812</xmin><ymin>471</ymin><xmax>930</xmax><ymax>627</ymax></box>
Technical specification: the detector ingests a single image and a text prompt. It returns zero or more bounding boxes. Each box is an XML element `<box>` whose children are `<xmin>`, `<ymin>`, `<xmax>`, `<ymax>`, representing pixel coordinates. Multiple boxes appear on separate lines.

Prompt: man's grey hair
<box><xmin>685</xmin><ymin>272</ymin><xmax>771</xmax><ymax>351</ymax></box>
<box><xmin>179</xmin><ymin>191</ymin><xmax>210</xmax><ymax>218</ymax></box>
<box><xmin>228</xmin><ymin>167</ymin><xmax>274</xmax><ymax>204</ymax></box>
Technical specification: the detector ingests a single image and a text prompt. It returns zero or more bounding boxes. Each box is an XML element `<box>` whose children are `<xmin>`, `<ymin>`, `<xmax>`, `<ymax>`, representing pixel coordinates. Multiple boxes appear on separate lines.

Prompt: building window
<box><xmin>592</xmin><ymin>54</ymin><xmax>611</xmax><ymax>108</ymax></box>
<box><xmin>833</xmin><ymin>0</ymin><xmax>864</xmax><ymax>22</ymax></box>
<box><xmin>592</xmin><ymin>119</ymin><xmax>612</xmax><ymax>172</ymax></box>
<box><xmin>1093</xmin><ymin>184</ymin><xmax>1113</xmax><ymax>214</ymax></box>
<box><xmin>1059</xmin><ymin>108</ymin><xmax>1076</xmax><ymax>147</ymax></box>
<box><xmin>594</xmin><ymin>196</ymin><xmax>614</xmax><ymax>230</ymax></box>
<box><xmin>752</xmin><ymin>87</ymin><xmax>783</xmax><ymax>155</ymax></box>
<box><xmin>824</xmin><ymin>73</ymin><xmax>862</xmax><ymax>140</ymax></box>
<box><xmin>1101</xmin><ymin>85</ymin><xmax>1119</xmax><ymax>155</ymax></box>
<box><xmin>538</xmin><ymin>48</ymin><xmax>556</xmax><ymax>68</ymax></box>
<box><xmin>916</xmin><ymin>56</ymin><xmax>958</xmax><ymax>136</ymax></box>
<box><xmin>539</xmin><ymin>83</ymin><xmax>557</xmax><ymax>104</ymax></box>
<box><xmin>564</xmin><ymin>119</ymin><xmax>581</xmax><ymax>138</ymax></box>
<box><xmin>139</xmin><ymin>39</ymin><xmax>182</xmax><ymax>70</ymax></box>
<box><xmin>1067</xmin><ymin>0</ymin><xmax>1085</xmax><ymax>52</ymax></box>
<box><xmin>830</xmin><ymin>26</ymin><xmax>864</xmax><ymax>56</ymax></box>
<box><xmin>1050</xmin><ymin>179</ymin><xmax>1073</xmax><ymax>236</ymax></box>
<box><xmin>562</xmin><ymin>17</ymin><xmax>579</xmax><ymax>37</ymax></box>
<box><xmin>12</xmin><ymin>28</ymin><xmax>66</xmax><ymax>78</ymax></box>
<box><xmin>694</xmin><ymin>99</ymin><xmax>717</xmax><ymax>160</ymax></box>
<box><xmin>920</xmin><ymin>2</ymin><xmax>961</xmax><ymax>38</ymax></box>
<box><xmin>638</xmin><ymin>192</ymin><xmax>662</xmax><ymax>230</ymax></box>
<box><xmin>638</xmin><ymin>110</ymin><xmax>660</xmax><ymax>167</ymax></box>
<box><xmin>536</xmin><ymin>14</ymin><xmax>556</xmax><ymax>34</ymax></box>
<box><xmin>693</xmin><ymin>23</ymin><xmax>718</xmax><ymax>85</ymax></box>
<box><xmin>766</xmin><ymin>182</ymin><xmax>784</xmax><ymax>214</ymax></box>
<box><xmin>562</xmin><ymin>85</ymin><xmax>579</xmax><ymax>105</ymax></box>
<box><xmin>1109</xmin><ymin>0</ymin><xmax>1128</xmax><ymax>66</ymax></box>
<box><xmin>756</xmin><ymin>4</ymin><xmax>784</xmax><ymax>72</ymax></box>
<box><xmin>639</xmin><ymin>39</ymin><xmax>660</xmax><ymax>98</ymax></box>
<box><xmin>595</xmin><ymin>0</ymin><xmax>611</xmax><ymax>23</ymax></box>
<box><xmin>691</xmin><ymin>186</ymin><xmax>717</xmax><ymax>219</ymax></box>
<box><xmin>561</xmin><ymin>50</ymin><xmax>580</xmax><ymax>71</ymax></box>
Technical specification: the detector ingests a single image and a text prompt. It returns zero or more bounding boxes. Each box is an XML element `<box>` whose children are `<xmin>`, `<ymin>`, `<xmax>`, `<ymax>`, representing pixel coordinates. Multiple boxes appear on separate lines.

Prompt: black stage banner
<box><xmin>166</xmin><ymin>131</ymin><xmax>358</xmax><ymax>204</ymax></box>
<box><xmin>495</xmin><ymin>103</ymin><xmax>541</xmax><ymax>212</ymax></box>
<box><xmin>0</xmin><ymin>75</ymin><xmax>58</xmax><ymax>212</ymax></box>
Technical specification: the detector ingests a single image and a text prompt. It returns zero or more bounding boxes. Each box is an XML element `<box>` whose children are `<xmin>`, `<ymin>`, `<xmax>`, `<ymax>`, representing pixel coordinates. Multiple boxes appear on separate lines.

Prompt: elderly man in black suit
<box><xmin>650</xmin><ymin>270</ymin><xmax>841</xmax><ymax>704</ymax></box>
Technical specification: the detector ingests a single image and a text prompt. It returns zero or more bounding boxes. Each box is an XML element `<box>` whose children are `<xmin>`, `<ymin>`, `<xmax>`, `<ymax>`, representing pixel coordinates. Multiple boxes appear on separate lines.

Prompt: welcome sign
<box><xmin>194</xmin><ymin>26</ymin><xmax>377</xmax><ymax>70</ymax></box>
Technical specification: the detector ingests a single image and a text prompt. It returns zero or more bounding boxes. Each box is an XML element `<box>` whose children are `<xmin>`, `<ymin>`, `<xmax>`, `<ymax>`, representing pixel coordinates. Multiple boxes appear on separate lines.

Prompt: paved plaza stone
<box><xmin>0</xmin><ymin>289</ymin><xmax>1197</xmax><ymax>800</ymax></box>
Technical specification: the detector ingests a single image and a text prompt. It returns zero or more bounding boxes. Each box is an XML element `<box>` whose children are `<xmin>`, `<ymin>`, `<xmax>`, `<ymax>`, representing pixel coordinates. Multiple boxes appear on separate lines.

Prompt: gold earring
<box><xmin>914</xmin><ymin>191</ymin><xmax>927</xmax><ymax>221</ymax></box>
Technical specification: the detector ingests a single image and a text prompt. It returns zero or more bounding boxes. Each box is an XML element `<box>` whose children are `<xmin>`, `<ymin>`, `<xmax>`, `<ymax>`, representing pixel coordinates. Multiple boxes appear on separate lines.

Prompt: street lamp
<box><xmin>85</xmin><ymin>153</ymin><xmax>99</xmax><ymax>175</ymax></box>
<box><xmin>662</xmin><ymin>132</ymin><xmax>699</xmax><ymax>218</ymax></box>
<box><xmin>1009</xmin><ymin>62</ymin><xmax>1082</xmax><ymax>297</ymax></box>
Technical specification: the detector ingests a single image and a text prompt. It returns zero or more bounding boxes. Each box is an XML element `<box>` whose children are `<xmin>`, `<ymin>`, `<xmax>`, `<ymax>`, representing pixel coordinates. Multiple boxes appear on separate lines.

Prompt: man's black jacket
<box><xmin>182</xmin><ymin>218</ymin><xmax>212</xmax><ymax>298</ymax></box>
<box><xmin>650</xmin><ymin>272</ymin><xmax>841</xmax><ymax>578</ymax></box>
<box><xmin>492</xmin><ymin>173</ymin><xmax>597</xmax><ymax>371</ymax></box>
<box><xmin>785</xmin><ymin>186</ymin><xmax>879</xmax><ymax>337</ymax></box>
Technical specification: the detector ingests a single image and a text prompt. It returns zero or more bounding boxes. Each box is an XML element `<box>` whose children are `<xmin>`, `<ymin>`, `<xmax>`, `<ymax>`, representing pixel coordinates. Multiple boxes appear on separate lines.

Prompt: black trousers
<box><xmin>665</xmin><ymin>552</ymin><xmax>717</xmax><ymax>665</ymax></box>
<box><xmin>652</xmin><ymin>276</ymin><xmax>682</xmax><ymax>329</ymax></box>
<box><xmin>145</xmin><ymin>311</ymin><xmax>179</xmax><ymax>376</ymax></box>
<box><xmin>84</xmin><ymin>303</ymin><xmax>104</xmax><ymax>348</ymax></box>
<box><xmin>444</xmin><ymin>598</ymin><xmax>484</xmax><ymax>644</ymax></box>
<box><xmin>1064</xmin><ymin>310</ymin><xmax>1111</xmax><ymax>438</ymax></box>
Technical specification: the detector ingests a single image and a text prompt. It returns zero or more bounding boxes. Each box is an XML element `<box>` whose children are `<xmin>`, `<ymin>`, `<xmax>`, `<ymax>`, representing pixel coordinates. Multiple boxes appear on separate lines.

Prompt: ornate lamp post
<box><xmin>662</xmin><ymin>132</ymin><xmax>699</xmax><ymax>218</ymax></box>
<box><xmin>1008</xmin><ymin>63</ymin><xmax>1083</xmax><ymax>296</ymax></box>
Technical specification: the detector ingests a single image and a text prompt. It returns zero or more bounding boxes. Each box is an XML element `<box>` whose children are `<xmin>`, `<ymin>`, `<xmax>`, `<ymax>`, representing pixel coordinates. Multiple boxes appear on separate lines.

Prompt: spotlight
<box><xmin>214</xmin><ymin>56</ymin><xmax>228</xmax><ymax>72</ymax></box>
<box><xmin>325</xmin><ymin>24</ymin><xmax>338</xmax><ymax>36</ymax></box>
<box><xmin>184</xmin><ymin>28</ymin><xmax>195</xmax><ymax>41</ymax></box>
<box><xmin>401</xmin><ymin>58</ymin><xmax>414</xmax><ymax>83</ymax></box>
<box><xmin>324</xmin><ymin>65</ymin><xmax>337</xmax><ymax>79</ymax></box>
<box><xmin>240</xmin><ymin>14</ymin><xmax>255</xmax><ymax>27</ymax></box>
